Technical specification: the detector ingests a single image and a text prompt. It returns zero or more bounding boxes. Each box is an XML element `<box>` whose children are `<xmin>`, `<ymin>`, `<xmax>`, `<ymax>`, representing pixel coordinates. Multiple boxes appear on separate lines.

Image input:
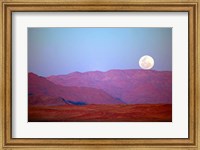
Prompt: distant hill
<box><xmin>47</xmin><ymin>69</ymin><xmax>172</xmax><ymax>104</ymax></box>
<box><xmin>28</xmin><ymin>73</ymin><xmax>124</xmax><ymax>106</ymax></box>
<box><xmin>28</xmin><ymin>95</ymin><xmax>67</xmax><ymax>106</ymax></box>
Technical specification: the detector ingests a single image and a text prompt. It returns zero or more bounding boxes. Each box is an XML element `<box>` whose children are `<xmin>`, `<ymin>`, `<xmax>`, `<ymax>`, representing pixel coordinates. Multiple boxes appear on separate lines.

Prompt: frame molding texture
<box><xmin>0</xmin><ymin>0</ymin><xmax>199</xmax><ymax>149</ymax></box>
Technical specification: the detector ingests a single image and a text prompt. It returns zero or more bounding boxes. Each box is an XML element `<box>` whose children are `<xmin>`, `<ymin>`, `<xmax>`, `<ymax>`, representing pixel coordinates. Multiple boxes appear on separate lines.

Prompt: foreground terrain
<box><xmin>28</xmin><ymin>104</ymin><xmax>172</xmax><ymax>122</ymax></box>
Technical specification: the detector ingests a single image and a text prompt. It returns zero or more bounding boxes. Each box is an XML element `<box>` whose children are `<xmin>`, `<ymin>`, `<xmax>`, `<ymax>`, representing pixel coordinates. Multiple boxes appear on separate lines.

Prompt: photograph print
<box><xmin>28</xmin><ymin>28</ymin><xmax>172</xmax><ymax>122</ymax></box>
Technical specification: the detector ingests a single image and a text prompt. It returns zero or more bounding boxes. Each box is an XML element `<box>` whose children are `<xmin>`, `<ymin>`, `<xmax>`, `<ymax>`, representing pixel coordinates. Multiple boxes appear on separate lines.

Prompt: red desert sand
<box><xmin>28</xmin><ymin>104</ymin><xmax>172</xmax><ymax>122</ymax></box>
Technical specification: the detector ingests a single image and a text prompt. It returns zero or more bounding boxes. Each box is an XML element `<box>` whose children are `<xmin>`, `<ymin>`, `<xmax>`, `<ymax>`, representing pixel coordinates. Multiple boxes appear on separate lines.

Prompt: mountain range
<box><xmin>28</xmin><ymin>69</ymin><xmax>172</xmax><ymax>106</ymax></box>
<box><xmin>28</xmin><ymin>73</ymin><xmax>123</xmax><ymax>106</ymax></box>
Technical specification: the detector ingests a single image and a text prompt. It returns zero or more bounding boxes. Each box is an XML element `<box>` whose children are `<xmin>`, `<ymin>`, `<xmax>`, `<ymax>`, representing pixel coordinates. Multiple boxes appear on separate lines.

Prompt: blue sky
<box><xmin>28</xmin><ymin>28</ymin><xmax>172</xmax><ymax>76</ymax></box>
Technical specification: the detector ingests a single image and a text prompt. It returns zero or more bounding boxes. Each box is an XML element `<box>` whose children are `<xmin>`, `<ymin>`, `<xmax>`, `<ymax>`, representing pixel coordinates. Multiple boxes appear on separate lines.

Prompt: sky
<box><xmin>28</xmin><ymin>28</ymin><xmax>172</xmax><ymax>77</ymax></box>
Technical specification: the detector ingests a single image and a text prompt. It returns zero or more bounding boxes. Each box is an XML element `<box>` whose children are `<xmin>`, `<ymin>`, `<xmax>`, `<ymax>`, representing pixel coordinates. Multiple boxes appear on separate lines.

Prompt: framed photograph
<box><xmin>0</xmin><ymin>0</ymin><xmax>199</xmax><ymax>149</ymax></box>
<box><xmin>28</xmin><ymin>27</ymin><xmax>172</xmax><ymax>122</ymax></box>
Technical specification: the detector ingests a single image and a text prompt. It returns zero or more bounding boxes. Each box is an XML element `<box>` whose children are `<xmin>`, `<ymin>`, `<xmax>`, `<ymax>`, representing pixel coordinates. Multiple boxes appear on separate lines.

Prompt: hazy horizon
<box><xmin>28</xmin><ymin>28</ymin><xmax>172</xmax><ymax>76</ymax></box>
<box><xmin>29</xmin><ymin>68</ymin><xmax>172</xmax><ymax>78</ymax></box>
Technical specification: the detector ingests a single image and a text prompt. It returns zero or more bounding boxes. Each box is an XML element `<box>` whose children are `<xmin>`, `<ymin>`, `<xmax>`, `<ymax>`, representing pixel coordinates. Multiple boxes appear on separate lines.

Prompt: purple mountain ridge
<box><xmin>28</xmin><ymin>73</ymin><xmax>124</xmax><ymax>105</ymax></box>
<box><xmin>47</xmin><ymin>69</ymin><xmax>172</xmax><ymax>104</ymax></box>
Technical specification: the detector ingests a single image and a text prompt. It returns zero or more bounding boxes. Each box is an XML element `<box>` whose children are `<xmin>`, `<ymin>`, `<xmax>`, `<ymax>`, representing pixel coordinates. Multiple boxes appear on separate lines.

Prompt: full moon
<box><xmin>139</xmin><ymin>55</ymin><xmax>154</xmax><ymax>70</ymax></box>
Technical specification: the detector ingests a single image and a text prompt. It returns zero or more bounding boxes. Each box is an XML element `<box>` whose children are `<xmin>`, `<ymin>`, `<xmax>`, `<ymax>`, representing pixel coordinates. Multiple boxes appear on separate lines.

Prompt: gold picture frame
<box><xmin>0</xmin><ymin>0</ymin><xmax>199</xmax><ymax>149</ymax></box>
